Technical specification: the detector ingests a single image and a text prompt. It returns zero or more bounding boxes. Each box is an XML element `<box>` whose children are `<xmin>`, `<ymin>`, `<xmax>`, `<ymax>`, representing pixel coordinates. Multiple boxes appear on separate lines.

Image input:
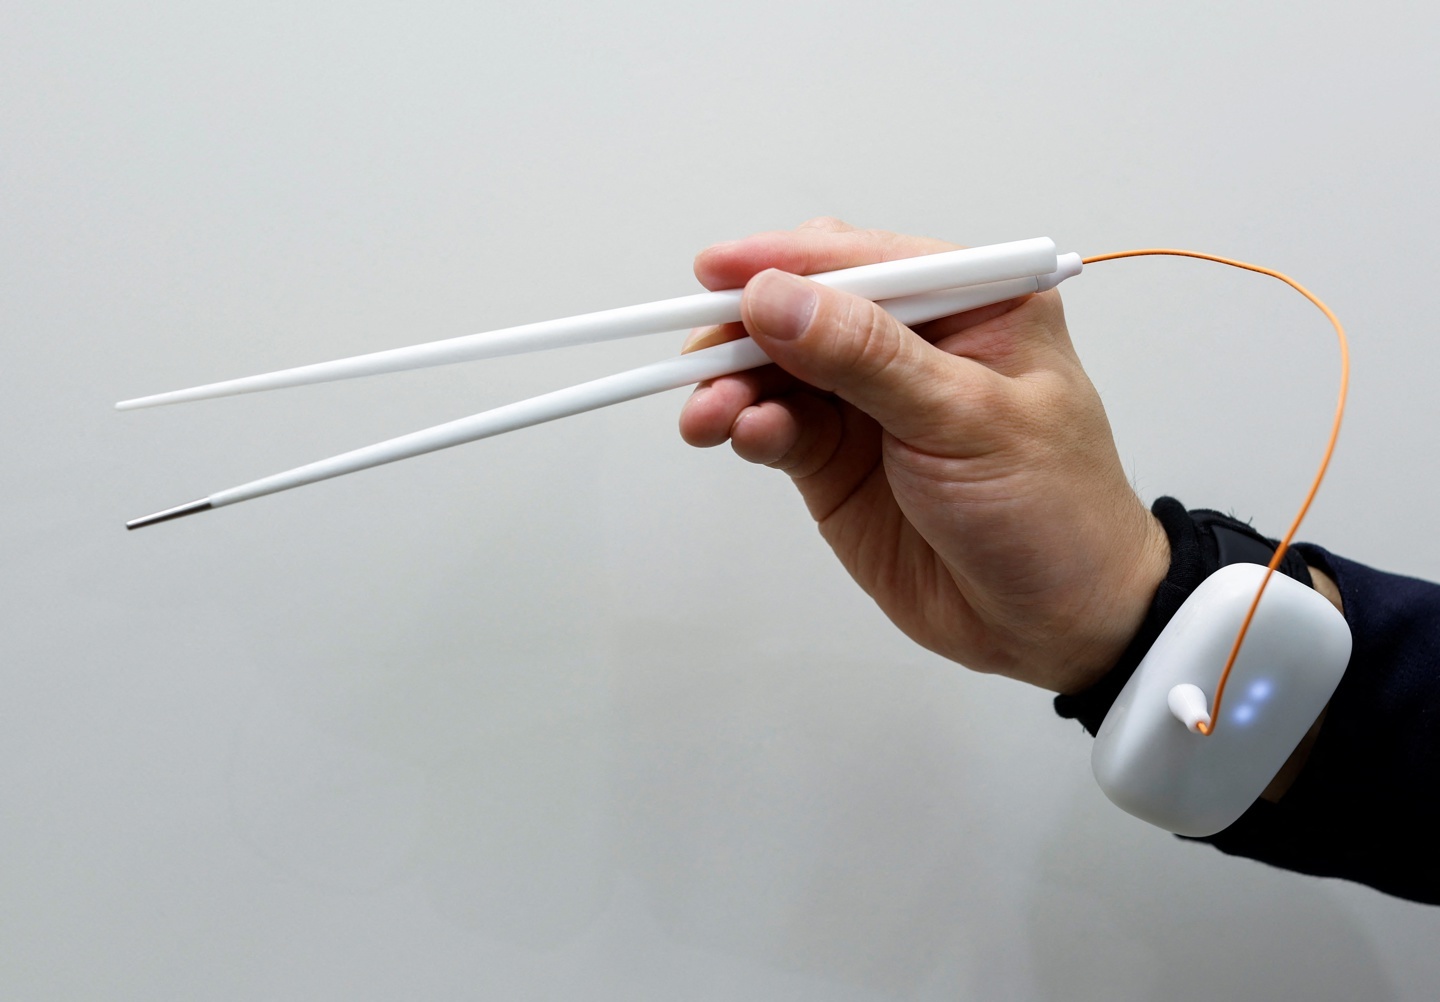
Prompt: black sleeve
<box><xmin>1055</xmin><ymin>498</ymin><xmax>1440</xmax><ymax>905</ymax></box>
<box><xmin>1199</xmin><ymin>545</ymin><xmax>1440</xmax><ymax>904</ymax></box>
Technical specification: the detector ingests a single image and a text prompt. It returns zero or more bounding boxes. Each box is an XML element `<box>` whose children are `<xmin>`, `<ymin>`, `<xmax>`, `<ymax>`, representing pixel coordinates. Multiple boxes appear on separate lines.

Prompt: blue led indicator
<box><xmin>1232</xmin><ymin>704</ymin><xmax>1256</xmax><ymax>725</ymax></box>
<box><xmin>1247</xmin><ymin>679</ymin><xmax>1274</xmax><ymax>702</ymax></box>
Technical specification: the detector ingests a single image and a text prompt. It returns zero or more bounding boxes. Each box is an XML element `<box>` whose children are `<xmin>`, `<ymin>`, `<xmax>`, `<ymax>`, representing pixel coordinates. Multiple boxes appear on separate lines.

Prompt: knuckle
<box><xmin>769</xmin><ymin>425</ymin><xmax>815</xmax><ymax>475</ymax></box>
<box><xmin>771</xmin><ymin>401</ymin><xmax>841</xmax><ymax>480</ymax></box>
<box><xmin>832</xmin><ymin>299</ymin><xmax>902</xmax><ymax>382</ymax></box>
<box><xmin>797</xmin><ymin>215</ymin><xmax>852</xmax><ymax>233</ymax></box>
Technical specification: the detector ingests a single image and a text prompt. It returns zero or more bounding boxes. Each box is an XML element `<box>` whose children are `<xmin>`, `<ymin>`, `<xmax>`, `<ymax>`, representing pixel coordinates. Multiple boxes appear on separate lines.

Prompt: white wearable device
<box><xmin>1091</xmin><ymin>562</ymin><xmax>1351</xmax><ymax>836</ymax></box>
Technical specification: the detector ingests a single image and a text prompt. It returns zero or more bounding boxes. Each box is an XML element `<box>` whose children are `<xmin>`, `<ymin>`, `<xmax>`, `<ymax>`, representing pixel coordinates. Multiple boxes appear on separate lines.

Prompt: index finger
<box><xmin>694</xmin><ymin>218</ymin><xmax>960</xmax><ymax>292</ymax></box>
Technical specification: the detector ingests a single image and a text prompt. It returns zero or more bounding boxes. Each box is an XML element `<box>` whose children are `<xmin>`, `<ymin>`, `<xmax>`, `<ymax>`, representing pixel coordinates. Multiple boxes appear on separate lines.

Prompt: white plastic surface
<box><xmin>1034</xmin><ymin>252</ymin><xmax>1083</xmax><ymax>291</ymax></box>
<box><xmin>1166</xmin><ymin>683</ymin><xmax>1212</xmax><ymax>733</ymax></box>
<box><xmin>205</xmin><ymin>265</ymin><xmax>1081</xmax><ymax>509</ymax></box>
<box><xmin>115</xmin><ymin>238</ymin><xmax>1058</xmax><ymax>410</ymax></box>
<box><xmin>1092</xmin><ymin>563</ymin><xmax>1350</xmax><ymax>837</ymax></box>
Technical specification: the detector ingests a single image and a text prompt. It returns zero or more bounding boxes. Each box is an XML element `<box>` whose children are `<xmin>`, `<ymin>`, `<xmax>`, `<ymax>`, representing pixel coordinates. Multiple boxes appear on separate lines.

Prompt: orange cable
<box><xmin>1081</xmin><ymin>249</ymin><xmax>1350</xmax><ymax>736</ymax></box>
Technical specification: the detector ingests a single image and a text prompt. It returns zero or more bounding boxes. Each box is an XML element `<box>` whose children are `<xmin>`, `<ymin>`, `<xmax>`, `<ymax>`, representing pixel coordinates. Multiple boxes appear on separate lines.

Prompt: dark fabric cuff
<box><xmin>1052</xmin><ymin>497</ymin><xmax>1312</xmax><ymax>736</ymax></box>
<box><xmin>1187</xmin><ymin>545</ymin><xmax>1440</xmax><ymax>905</ymax></box>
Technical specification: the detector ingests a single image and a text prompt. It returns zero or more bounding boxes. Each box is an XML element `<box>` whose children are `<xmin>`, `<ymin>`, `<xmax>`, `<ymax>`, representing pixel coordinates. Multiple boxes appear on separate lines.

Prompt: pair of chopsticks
<box><xmin>120</xmin><ymin>237</ymin><xmax>1081</xmax><ymax>528</ymax></box>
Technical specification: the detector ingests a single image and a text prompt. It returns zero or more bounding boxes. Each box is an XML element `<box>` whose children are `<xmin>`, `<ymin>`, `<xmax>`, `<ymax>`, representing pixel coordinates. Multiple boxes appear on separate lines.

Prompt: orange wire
<box><xmin>1081</xmin><ymin>249</ymin><xmax>1350</xmax><ymax>736</ymax></box>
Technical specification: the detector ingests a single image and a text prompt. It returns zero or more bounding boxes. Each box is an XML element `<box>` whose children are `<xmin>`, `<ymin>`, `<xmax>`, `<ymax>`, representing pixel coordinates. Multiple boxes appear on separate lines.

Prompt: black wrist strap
<box><xmin>1053</xmin><ymin>497</ymin><xmax>1314</xmax><ymax>736</ymax></box>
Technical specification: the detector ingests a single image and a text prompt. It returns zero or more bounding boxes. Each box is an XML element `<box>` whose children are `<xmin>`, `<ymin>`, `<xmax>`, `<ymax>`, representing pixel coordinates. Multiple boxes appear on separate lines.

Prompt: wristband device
<box><xmin>115</xmin><ymin>233</ymin><xmax>1354</xmax><ymax>840</ymax></box>
<box><xmin>1091</xmin><ymin>560</ymin><xmax>1350</xmax><ymax>836</ymax></box>
<box><xmin>1069</xmin><ymin>250</ymin><xmax>1350</xmax><ymax>838</ymax></box>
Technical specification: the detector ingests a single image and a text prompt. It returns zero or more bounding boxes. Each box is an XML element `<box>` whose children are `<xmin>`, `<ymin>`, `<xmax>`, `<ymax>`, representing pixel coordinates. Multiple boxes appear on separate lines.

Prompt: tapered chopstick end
<box><xmin>126</xmin><ymin>499</ymin><xmax>213</xmax><ymax>530</ymax></box>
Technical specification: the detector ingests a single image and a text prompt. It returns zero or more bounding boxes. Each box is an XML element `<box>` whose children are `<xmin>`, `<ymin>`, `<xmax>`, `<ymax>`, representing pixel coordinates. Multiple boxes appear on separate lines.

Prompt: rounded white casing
<box><xmin>1092</xmin><ymin>563</ymin><xmax>1351</xmax><ymax>837</ymax></box>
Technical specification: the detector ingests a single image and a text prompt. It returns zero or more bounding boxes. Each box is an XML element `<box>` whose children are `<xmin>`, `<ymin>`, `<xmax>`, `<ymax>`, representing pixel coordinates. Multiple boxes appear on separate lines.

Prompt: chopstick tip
<box><xmin>126</xmin><ymin>499</ymin><xmax>213</xmax><ymax>530</ymax></box>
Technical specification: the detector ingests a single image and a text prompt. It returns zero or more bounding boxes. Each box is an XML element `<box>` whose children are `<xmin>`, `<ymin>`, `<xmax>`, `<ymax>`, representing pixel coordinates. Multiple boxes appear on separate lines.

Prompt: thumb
<box><xmin>741</xmin><ymin>269</ymin><xmax>988</xmax><ymax>447</ymax></box>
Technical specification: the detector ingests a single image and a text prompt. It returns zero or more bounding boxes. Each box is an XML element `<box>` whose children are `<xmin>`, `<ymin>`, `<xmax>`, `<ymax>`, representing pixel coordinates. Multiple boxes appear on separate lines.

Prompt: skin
<box><xmin>679</xmin><ymin>218</ymin><xmax>1170</xmax><ymax>694</ymax></box>
<box><xmin>678</xmin><ymin>218</ymin><xmax>1344</xmax><ymax>799</ymax></box>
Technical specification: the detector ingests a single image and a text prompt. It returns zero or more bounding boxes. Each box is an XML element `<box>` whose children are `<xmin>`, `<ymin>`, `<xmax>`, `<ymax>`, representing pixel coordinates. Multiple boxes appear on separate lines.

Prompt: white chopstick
<box><xmin>115</xmin><ymin>238</ymin><xmax>1059</xmax><ymax>410</ymax></box>
<box><xmin>124</xmin><ymin>258</ymin><xmax>1082</xmax><ymax>529</ymax></box>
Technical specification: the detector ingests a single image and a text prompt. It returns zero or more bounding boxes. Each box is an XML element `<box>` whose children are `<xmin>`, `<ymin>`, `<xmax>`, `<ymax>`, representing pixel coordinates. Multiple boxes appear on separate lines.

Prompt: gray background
<box><xmin>5</xmin><ymin>1</ymin><xmax>1438</xmax><ymax>998</ymax></box>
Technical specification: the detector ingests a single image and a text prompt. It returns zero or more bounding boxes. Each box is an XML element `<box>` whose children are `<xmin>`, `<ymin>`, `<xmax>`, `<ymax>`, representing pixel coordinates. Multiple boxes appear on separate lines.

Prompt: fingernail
<box><xmin>749</xmin><ymin>270</ymin><xmax>817</xmax><ymax>342</ymax></box>
<box><xmin>681</xmin><ymin>326</ymin><xmax>717</xmax><ymax>353</ymax></box>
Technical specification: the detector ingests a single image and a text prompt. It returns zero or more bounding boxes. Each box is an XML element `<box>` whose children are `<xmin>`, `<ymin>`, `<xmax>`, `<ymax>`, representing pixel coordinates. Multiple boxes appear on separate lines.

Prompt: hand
<box><xmin>679</xmin><ymin>219</ymin><xmax>1169</xmax><ymax>693</ymax></box>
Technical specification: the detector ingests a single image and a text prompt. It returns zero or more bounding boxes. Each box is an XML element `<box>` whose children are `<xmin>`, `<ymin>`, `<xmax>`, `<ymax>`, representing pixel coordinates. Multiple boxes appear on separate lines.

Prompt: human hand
<box><xmin>679</xmin><ymin>219</ymin><xmax>1169</xmax><ymax>693</ymax></box>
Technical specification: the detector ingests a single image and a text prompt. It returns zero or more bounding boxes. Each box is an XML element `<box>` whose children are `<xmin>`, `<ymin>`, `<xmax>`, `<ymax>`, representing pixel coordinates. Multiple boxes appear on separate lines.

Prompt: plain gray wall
<box><xmin>4</xmin><ymin>1</ymin><xmax>1438</xmax><ymax>998</ymax></box>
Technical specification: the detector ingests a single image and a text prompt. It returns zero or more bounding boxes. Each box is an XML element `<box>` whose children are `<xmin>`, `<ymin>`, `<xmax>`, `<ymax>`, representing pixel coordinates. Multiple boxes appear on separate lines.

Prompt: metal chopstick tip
<box><xmin>126</xmin><ymin>499</ymin><xmax>213</xmax><ymax>530</ymax></box>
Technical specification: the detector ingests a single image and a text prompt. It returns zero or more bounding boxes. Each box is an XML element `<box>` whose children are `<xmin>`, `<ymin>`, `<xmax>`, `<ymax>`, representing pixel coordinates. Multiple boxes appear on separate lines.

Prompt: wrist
<box><xmin>1054</xmin><ymin>501</ymin><xmax>1171</xmax><ymax>695</ymax></box>
<box><xmin>1308</xmin><ymin>565</ymin><xmax>1343</xmax><ymax>614</ymax></box>
<box><xmin>1053</xmin><ymin>498</ymin><xmax>1319</xmax><ymax>735</ymax></box>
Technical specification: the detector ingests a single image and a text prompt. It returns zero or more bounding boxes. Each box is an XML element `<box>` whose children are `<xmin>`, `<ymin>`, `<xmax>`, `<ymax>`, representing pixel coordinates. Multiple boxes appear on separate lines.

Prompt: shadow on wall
<box><xmin>1026</xmin><ymin>785</ymin><xmax>1399</xmax><ymax>1001</ymax></box>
